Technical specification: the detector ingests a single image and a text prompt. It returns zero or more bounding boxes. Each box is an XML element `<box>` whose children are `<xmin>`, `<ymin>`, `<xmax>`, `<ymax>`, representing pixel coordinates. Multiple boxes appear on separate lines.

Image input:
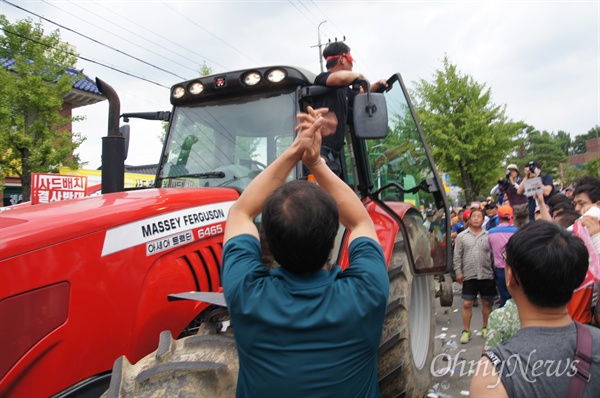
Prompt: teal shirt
<box><xmin>222</xmin><ymin>235</ymin><xmax>389</xmax><ymax>398</ymax></box>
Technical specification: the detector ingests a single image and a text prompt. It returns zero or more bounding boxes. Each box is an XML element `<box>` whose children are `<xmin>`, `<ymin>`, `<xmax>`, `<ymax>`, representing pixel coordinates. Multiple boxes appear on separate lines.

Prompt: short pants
<box><xmin>461</xmin><ymin>278</ymin><xmax>497</xmax><ymax>302</ymax></box>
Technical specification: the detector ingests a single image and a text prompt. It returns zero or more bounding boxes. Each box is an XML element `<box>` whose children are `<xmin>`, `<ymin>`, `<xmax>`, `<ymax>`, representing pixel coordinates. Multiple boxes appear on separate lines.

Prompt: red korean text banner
<box><xmin>31</xmin><ymin>173</ymin><xmax>88</xmax><ymax>205</ymax></box>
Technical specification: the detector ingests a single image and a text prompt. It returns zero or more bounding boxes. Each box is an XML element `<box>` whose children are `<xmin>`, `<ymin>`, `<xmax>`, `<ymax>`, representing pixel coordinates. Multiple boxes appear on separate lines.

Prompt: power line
<box><xmin>72</xmin><ymin>0</ymin><xmax>230</xmax><ymax>71</ymax></box>
<box><xmin>287</xmin><ymin>0</ymin><xmax>318</xmax><ymax>26</ymax></box>
<box><xmin>160</xmin><ymin>1</ymin><xmax>259</xmax><ymax>66</ymax></box>
<box><xmin>305</xmin><ymin>0</ymin><xmax>376</xmax><ymax>79</ymax></box>
<box><xmin>305</xmin><ymin>1</ymin><xmax>347</xmax><ymax>46</ymax></box>
<box><xmin>42</xmin><ymin>0</ymin><xmax>199</xmax><ymax>76</ymax></box>
<box><xmin>301</xmin><ymin>1</ymin><xmax>344</xmax><ymax>71</ymax></box>
<box><xmin>79</xmin><ymin>56</ymin><xmax>170</xmax><ymax>88</ymax></box>
<box><xmin>296</xmin><ymin>0</ymin><xmax>322</xmax><ymax>25</ymax></box>
<box><xmin>2</xmin><ymin>0</ymin><xmax>186</xmax><ymax>80</ymax></box>
<box><xmin>1</xmin><ymin>26</ymin><xmax>170</xmax><ymax>89</ymax></box>
<box><xmin>308</xmin><ymin>0</ymin><xmax>345</xmax><ymax>40</ymax></box>
<box><xmin>289</xmin><ymin>0</ymin><xmax>334</xmax><ymax>71</ymax></box>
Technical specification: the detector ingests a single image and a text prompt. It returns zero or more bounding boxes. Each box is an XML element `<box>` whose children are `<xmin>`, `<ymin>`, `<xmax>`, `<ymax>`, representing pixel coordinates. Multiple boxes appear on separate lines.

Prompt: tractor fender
<box><xmin>337</xmin><ymin>201</ymin><xmax>432</xmax><ymax>274</ymax></box>
<box><xmin>127</xmin><ymin>240</ymin><xmax>217</xmax><ymax>362</ymax></box>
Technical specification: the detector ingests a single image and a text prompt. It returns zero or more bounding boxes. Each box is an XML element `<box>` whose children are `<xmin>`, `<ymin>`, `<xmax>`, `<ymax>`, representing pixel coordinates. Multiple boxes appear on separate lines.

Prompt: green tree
<box><xmin>563</xmin><ymin>165</ymin><xmax>586</xmax><ymax>185</ymax></box>
<box><xmin>555</xmin><ymin>130</ymin><xmax>571</xmax><ymax>157</ymax></box>
<box><xmin>503</xmin><ymin>126</ymin><xmax>569</xmax><ymax>187</ymax></box>
<box><xmin>503</xmin><ymin>125</ymin><xmax>530</xmax><ymax>169</ymax></box>
<box><xmin>520</xmin><ymin>128</ymin><xmax>568</xmax><ymax>179</ymax></box>
<box><xmin>0</xmin><ymin>16</ymin><xmax>84</xmax><ymax>201</ymax></box>
<box><xmin>412</xmin><ymin>56</ymin><xmax>524</xmax><ymax>202</ymax></box>
<box><xmin>583</xmin><ymin>157</ymin><xmax>600</xmax><ymax>177</ymax></box>
<box><xmin>563</xmin><ymin>157</ymin><xmax>600</xmax><ymax>185</ymax></box>
<box><xmin>572</xmin><ymin>126</ymin><xmax>600</xmax><ymax>154</ymax></box>
<box><xmin>198</xmin><ymin>61</ymin><xmax>212</xmax><ymax>76</ymax></box>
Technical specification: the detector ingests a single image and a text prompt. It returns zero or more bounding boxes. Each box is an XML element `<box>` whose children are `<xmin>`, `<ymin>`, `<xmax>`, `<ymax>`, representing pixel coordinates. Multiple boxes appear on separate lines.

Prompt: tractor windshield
<box><xmin>158</xmin><ymin>91</ymin><xmax>297</xmax><ymax>190</ymax></box>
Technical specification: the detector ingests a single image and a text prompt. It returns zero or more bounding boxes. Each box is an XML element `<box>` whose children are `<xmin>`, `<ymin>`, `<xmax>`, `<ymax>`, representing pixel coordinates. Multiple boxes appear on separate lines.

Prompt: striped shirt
<box><xmin>487</xmin><ymin>223</ymin><xmax>518</xmax><ymax>269</ymax></box>
<box><xmin>453</xmin><ymin>227</ymin><xmax>493</xmax><ymax>280</ymax></box>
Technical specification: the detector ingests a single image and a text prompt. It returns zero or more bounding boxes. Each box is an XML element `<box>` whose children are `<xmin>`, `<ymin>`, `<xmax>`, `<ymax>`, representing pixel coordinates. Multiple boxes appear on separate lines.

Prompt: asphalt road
<box><xmin>428</xmin><ymin>282</ymin><xmax>493</xmax><ymax>398</ymax></box>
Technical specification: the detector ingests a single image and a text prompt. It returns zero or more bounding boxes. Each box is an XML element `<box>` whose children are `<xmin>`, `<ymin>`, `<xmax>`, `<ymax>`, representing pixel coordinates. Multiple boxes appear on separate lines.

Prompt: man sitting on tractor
<box><xmin>313</xmin><ymin>41</ymin><xmax>387</xmax><ymax>176</ymax></box>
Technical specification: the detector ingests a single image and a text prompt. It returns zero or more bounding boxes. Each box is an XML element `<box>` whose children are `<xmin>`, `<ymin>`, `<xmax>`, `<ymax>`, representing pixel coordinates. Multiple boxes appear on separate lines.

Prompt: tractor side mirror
<box><xmin>353</xmin><ymin>93</ymin><xmax>388</xmax><ymax>139</ymax></box>
<box><xmin>119</xmin><ymin>124</ymin><xmax>130</xmax><ymax>161</ymax></box>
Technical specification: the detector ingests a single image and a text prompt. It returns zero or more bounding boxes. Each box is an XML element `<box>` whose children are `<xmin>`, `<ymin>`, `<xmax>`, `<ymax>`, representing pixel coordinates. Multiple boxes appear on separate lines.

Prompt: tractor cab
<box><xmin>122</xmin><ymin>66</ymin><xmax>451</xmax><ymax>274</ymax></box>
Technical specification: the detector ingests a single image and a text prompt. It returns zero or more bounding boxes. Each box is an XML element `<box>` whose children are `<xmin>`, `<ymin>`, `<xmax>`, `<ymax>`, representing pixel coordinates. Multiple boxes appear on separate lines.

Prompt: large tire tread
<box><xmin>378</xmin><ymin>235</ymin><xmax>435</xmax><ymax>398</ymax></box>
<box><xmin>103</xmin><ymin>331</ymin><xmax>238</xmax><ymax>398</ymax></box>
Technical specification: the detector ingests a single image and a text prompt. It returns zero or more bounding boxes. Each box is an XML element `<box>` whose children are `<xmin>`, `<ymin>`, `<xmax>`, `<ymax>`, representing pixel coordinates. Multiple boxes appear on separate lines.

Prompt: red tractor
<box><xmin>0</xmin><ymin>66</ymin><xmax>451</xmax><ymax>397</ymax></box>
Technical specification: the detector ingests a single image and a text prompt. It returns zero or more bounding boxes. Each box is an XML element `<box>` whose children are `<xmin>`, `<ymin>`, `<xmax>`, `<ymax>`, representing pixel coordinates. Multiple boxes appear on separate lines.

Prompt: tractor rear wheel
<box><xmin>102</xmin><ymin>329</ymin><xmax>238</xmax><ymax>398</ymax></box>
<box><xmin>378</xmin><ymin>234</ymin><xmax>435</xmax><ymax>398</ymax></box>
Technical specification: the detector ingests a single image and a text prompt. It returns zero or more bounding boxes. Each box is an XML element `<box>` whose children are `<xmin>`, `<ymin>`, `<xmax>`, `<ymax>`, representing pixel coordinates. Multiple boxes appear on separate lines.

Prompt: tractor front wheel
<box><xmin>102</xmin><ymin>330</ymin><xmax>238</xmax><ymax>398</ymax></box>
<box><xmin>377</xmin><ymin>235</ymin><xmax>435</xmax><ymax>397</ymax></box>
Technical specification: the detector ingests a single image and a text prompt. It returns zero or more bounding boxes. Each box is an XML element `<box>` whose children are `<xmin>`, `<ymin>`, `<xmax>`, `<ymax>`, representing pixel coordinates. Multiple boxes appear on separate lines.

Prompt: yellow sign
<box><xmin>59</xmin><ymin>168</ymin><xmax>155</xmax><ymax>189</ymax></box>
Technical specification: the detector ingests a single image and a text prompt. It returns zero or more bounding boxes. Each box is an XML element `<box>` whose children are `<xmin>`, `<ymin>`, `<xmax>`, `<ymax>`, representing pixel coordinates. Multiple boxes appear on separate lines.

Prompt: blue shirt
<box><xmin>452</xmin><ymin>220</ymin><xmax>465</xmax><ymax>233</ymax></box>
<box><xmin>222</xmin><ymin>235</ymin><xmax>389</xmax><ymax>398</ymax></box>
<box><xmin>485</xmin><ymin>215</ymin><xmax>499</xmax><ymax>230</ymax></box>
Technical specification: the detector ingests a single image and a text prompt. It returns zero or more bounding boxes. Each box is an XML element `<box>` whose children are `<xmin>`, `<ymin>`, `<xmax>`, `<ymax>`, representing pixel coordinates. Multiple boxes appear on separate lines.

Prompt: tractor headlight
<box><xmin>189</xmin><ymin>82</ymin><xmax>204</xmax><ymax>95</ymax></box>
<box><xmin>172</xmin><ymin>86</ymin><xmax>185</xmax><ymax>99</ymax></box>
<box><xmin>243</xmin><ymin>72</ymin><xmax>261</xmax><ymax>86</ymax></box>
<box><xmin>267</xmin><ymin>69</ymin><xmax>286</xmax><ymax>83</ymax></box>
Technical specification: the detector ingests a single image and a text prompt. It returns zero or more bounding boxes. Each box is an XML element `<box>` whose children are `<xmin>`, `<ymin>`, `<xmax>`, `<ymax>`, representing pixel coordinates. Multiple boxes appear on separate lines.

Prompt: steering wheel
<box><xmin>213</xmin><ymin>164</ymin><xmax>256</xmax><ymax>188</ymax></box>
<box><xmin>239</xmin><ymin>159</ymin><xmax>266</xmax><ymax>171</ymax></box>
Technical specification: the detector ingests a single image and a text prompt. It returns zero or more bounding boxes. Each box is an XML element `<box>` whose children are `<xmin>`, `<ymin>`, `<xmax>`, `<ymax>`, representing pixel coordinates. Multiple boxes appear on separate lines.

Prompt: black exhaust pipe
<box><xmin>96</xmin><ymin>78</ymin><xmax>125</xmax><ymax>194</ymax></box>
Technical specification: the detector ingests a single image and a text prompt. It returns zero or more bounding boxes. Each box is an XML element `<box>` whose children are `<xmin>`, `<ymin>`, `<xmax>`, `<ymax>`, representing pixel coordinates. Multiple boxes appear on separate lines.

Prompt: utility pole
<box><xmin>311</xmin><ymin>20</ymin><xmax>327</xmax><ymax>73</ymax></box>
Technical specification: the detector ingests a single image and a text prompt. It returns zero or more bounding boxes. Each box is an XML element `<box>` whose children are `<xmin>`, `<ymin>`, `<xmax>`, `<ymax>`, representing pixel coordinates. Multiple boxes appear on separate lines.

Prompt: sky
<box><xmin>1</xmin><ymin>0</ymin><xmax>598</xmax><ymax>169</ymax></box>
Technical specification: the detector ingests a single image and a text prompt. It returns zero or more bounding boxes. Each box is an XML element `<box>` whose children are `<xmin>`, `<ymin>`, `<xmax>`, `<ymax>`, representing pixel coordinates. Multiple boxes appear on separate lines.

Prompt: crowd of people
<box><xmin>437</xmin><ymin>162</ymin><xmax>600</xmax><ymax>397</ymax></box>
<box><xmin>471</xmin><ymin>220</ymin><xmax>600</xmax><ymax>397</ymax></box>
<box><xmin>419</xmin><ymin>161</ymin><xmax>600</xmax><ymax>395</ymax></box>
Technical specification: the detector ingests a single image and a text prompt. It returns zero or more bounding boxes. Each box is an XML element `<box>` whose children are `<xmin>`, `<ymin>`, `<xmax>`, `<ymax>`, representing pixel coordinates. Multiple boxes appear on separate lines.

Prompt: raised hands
<box><xmin>295</xmin><ymin>106</ymin><xmax>329</xmax><ymax>170</ymax></box>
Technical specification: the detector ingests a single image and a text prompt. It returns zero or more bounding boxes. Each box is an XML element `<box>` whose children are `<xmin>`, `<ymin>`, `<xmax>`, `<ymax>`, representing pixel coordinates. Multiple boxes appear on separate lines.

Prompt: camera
<box><xmin>527</xmin><ymin>161</ymin><xmax>538</xmax><ymax>174</ymax></box>
<box><xmin>497</xmin><ymin>171</ymin><xmax>511</xmax><ymax>189</ymax></box>
<box><xmin>498</xmin><ymin>178</ymin><xmax>510</xmax><ymax>189</ymax></box>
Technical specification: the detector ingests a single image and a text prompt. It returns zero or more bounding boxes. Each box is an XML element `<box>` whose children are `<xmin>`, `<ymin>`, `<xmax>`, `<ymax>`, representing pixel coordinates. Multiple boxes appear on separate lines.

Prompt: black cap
<box><xmin>485</xmin><ymin>200</ymin><xmax>498</xmax><ymax>209</ymax></box>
